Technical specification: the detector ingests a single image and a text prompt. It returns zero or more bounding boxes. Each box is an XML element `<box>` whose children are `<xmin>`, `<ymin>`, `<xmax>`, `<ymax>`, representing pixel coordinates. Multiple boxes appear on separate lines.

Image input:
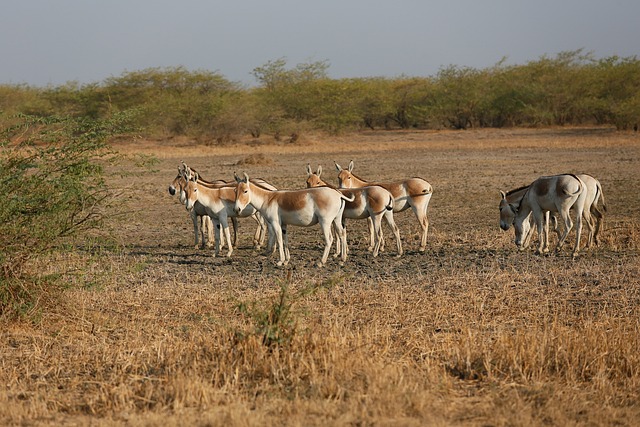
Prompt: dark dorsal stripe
<box><xmin>506</xmin><ymin>184</ymin><xmax>529</xmax><ymax>196</ymax></box>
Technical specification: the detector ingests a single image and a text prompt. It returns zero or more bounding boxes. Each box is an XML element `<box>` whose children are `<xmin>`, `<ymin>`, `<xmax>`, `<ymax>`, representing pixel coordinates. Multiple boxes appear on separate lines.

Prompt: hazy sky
<box><xmin>1</xmin><ymin>0</ymin><xmax>639</xmax><ymax>87</ymax></box>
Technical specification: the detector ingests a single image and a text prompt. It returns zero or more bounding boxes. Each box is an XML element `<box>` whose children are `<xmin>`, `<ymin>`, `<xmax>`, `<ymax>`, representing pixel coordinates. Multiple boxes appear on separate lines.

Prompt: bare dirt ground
<box><xmin>2</xmin><ymin>127</ymin><xmax>639</xmax><ymax>426</ymax></box>
<box><xmin>115</xmin><ymin>127</ymin><xmax>639</xmax><ymax>277</ymax></box>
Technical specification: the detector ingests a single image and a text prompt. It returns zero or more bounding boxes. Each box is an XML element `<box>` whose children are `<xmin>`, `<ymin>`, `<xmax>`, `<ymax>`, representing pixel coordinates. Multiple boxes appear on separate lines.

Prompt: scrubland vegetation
<box><xmin>1</xmin><ymin>51</ymin><xmax>640</xmax><ymax>425</ymax></box>
<box><xmin>1</xmin><ymin>50</ymin><xmax>639</xmax><ymax>145</ymax></box>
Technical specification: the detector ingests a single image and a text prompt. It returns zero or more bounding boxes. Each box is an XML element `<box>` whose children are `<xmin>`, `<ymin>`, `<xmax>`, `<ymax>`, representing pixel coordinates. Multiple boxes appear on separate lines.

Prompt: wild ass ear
<box><xmin>243</xmin><ymin>172</ymin><xmax>250</xmax><ymax>183</ymax></box>
<box><xmin>306</xmin><ymin>163</ymin><xmax>312</xmax><ymax>177</ymax></box>
<box><xmin>348</xmin><ymin>160</ymin><xmax>354</xmax><ymax>172</ymax></box>
<box><xmin>334</xmin><ymin>161</ymin><xmax>342</xmax><ymax>172</ymax></box>
<box><xmin>500</xmin><ymin>190</ymin><xmax>507</xmax><ymax>200</ymax></box>
<box><xmin>317</xmin><ymin>165</ymin><xmax>322</xmax><ymax>177</ymax></box>
<box><xmin>234</xmin><ymin>171</ymin><xmax>242</xmax><ymax>183</ymax></box>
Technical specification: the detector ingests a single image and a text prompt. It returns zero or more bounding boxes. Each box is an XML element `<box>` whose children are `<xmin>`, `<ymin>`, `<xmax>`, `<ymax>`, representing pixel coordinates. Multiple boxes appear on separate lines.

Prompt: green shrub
<box><xmin>0</xmin><ymin>112</ymin><xmax>133</xmax><ymax>320</ymax></box>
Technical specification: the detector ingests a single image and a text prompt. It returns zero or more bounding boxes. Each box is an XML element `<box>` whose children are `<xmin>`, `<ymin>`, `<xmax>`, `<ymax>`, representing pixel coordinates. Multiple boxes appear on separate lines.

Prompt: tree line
<box><xmin>1</xmin><ymin>50</ymin><xmax>639</xmax><ymax>144</ymax></box>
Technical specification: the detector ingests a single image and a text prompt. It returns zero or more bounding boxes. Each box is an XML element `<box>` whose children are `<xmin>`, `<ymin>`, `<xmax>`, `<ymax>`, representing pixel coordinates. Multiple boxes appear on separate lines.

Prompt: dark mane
<box><xmin>311</xmin><ymin>174</ymin><xmax>338</xmax><ymax>190</ymax></box>
<box><xmin>505</xmin><ymin>184</ymin><xmax>529</xmax><ymax>196</ymax></box>
<box><xmin>351</xmin><ymin>171</ymin><xmax>370</xmax><ymax>183</ymax></box>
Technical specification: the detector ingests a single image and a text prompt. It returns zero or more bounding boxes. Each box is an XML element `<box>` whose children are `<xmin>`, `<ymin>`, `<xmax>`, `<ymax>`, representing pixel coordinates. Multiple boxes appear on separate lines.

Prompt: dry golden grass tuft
<box><xmin>1</xmin><ymin>128</ymin><xmax>639</xmax><ymax>426</ymax></box>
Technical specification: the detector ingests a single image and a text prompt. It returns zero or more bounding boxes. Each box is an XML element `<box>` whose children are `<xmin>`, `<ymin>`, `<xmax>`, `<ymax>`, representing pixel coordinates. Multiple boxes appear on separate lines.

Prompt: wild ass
<box><xmin>500</xmin><ymin>173</ymin><xmax>605</xmax><ymax>249</ymax></box>
<box><xmin>170</xmin><ymin>163</ymin><xmax>277</xmax><ymax>249</ymax></box>
<box><xmin>234</xmin><ymin>172</ymin><xmax>354</xmax><ymax>267</ymax></box>
<box><xmin>168</xmin><ymin>166</ymin><xmax>217</xmax><ymax>248</ymax></box>
<box><xmin>510</xmin><ymin>174</ymin><xmax>590</xmax><ymax>256</ymax></box>
<box><xmin>181</xmin><ymin>167</ymin><xmax>270</xmax><ymax>258</ymax></box>
<box><xmin>335</xmin><ymin>160</ymin><xmax>433</xmax><ymax>252</ymax></box>
<box><xmin>305</xmin><ymin>164</ymin><xmax>402</xmax><ymax>257</ymax></box>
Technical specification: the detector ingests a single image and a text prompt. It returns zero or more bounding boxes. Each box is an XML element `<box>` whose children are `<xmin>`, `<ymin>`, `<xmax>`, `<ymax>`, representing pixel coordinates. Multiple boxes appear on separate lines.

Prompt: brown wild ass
<box><xmin>511</xmin><ymin>174</ymin><xmax>590</xmax><ymax>256</ymax></box>
<box><xmin>234</xmin><ymin>172</ymin><xmax>354</xmax><ymax>267</ymax></box>
<box><xmin>170</xmin><ymin>163</ymin><xmax>277</xmax><ymax>249</ymax></box>
<box><xmin>335</xmin><ymin>160</ymin><xmax>433</xmax><ymax>252</ymax></box>
<box><xmin>306</xmin><ymin>164</ymin><xmax>402</xmax><ymax>257</ymax></box>
<box><xmin>181</xmin><ymin>167</ymin><xmax>269</xmax><ymax>257</ymax></box>
<box><xmin>168</xmin><ymin>165</ymin><xmax>218</xmax><ymax>248</ymax></box>
<box><xmin>500</xmin><ymin>173</ymin><xmax>605</xmax><ymax>249</ymax></box>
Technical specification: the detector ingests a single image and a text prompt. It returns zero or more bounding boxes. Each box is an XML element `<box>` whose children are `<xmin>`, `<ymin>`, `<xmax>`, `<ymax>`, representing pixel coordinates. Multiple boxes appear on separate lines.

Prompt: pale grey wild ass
<box><xmin>335</xmin><ymin>160</ymin><xmax>433</xmax><ymax>252</ymax></box>
<box><xmin>305</xmin><ymin>164</ymin><xmax>402</xmax><ymax>257</ymax></box>
<box><xmin>500</xmin><ymin>173</ymin><xmax>606</xmax><ymax>250</ymax></box>
<box><xmin>234</xmin><ymin>172</ymin><xmax>354</xmax><ymax>267</ymax></box>
<box><xmin>510</xmin><ymin>174</ymin><xmax>590</xmax><ymax>256</ymax></box>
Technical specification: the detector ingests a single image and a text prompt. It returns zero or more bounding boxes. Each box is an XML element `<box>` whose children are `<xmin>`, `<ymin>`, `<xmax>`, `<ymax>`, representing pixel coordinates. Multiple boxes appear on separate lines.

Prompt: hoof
<box><xmin>316</xmin><ymin>261</ymin><xmax>325</xmax><ymax>268</ymax></box>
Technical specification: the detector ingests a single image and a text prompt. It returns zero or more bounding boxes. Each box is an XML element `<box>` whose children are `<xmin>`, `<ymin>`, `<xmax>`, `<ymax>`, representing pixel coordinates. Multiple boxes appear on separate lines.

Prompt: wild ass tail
<box><xmin>385</xmin><ymin>195</ymin><xmax>393</xmax><ymax>211</ymax></box>
<box><xmin>565</xmin><ymin>174</ymin><xmax>584</xmax><ymax>196</ymax></box>
<box><xmin>596</xmin><ymin>180</ymin><xmax>608</xmax><ymax>212</ymax></box>
<box><xmin>340</xmin><ymin>192</ymin><xmax>356</xmax><ymax>203</ymax></box>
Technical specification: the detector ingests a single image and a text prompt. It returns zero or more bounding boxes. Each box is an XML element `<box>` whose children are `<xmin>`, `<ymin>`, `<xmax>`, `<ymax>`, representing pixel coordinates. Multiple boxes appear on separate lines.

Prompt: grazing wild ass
<box><xmin>510</xmin><ymin>174</ymin><xmax>590</xmax><ymax>256</ymax></box>
<box><xmin>335</xmin><ymin>160</ymin><xmax>433</xmax><ymax>252</ymax></box>
<box><xmin>306</xmin><ymin>164</ymin><xmax>402</xmax><ymax>257</ymax></box>
<box><xmin>234</xmin><ymin>172</ymin><xmax>354</xmax><ymax>267</ymax></box>
<box><xmin>500</xmin><ymin>173</ymin><xmax>606</xmax><ymax>250</ymax></box>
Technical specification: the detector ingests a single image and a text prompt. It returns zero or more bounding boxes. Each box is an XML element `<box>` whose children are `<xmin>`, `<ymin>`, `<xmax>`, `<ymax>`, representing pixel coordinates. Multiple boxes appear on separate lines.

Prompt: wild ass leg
<box><xmin>330</xmin><ymin>220</ymin><xmax>340</xmax><ymax>258</ymax></box>
<box><xmin>282</xmin><ymin>225</ymin><xmax>291</xmax><ymax>265</ymax></box>
<box><xmin>191</xmin><ymin>210</ymin><xmax>201</xmax><ymax>248</ymax></box>
<box><xmin>366</xmin><ymin>217</ymin><xmax>381</xmax><ymax>252</ymax></box>
<box><xmin>230</xmin><ymin>217</ymin><xmax>238</xmax><ymax>247</ymax></box>
<box><xmin>219</xmin><ymin>216</ymin><xmax>234</xmax><ymax>258</ymax></box>
<box><xmin>317</xmin><ymin>219</ymin><xmax>335</xmax><ymax>267</ymax></box>
<box><xmin>542</xmin><ymin>211</ymin><xmax>552</xmax><ymax>253</ymax></box>
<box><xmin>522</xmin><ymin>213</ymin><xmax>535</xmax><ymax>249</ymax></box>
<box><xmin>572</xmin><ymin>205</ymin><xmax>587</xmax><ymax>257</ymax></box>
<box><xmin>410</xmin><ymin>200</ymin><xmax>430</xmax><ymax>252</ymax></box>
<box><xmin>330</xmin><ymin>216</ymin><xmax>348</xmax><ymax>264</ymax></box>
<box><xmin>270</xmin><ymin>222</ymin><xmax>286</xmax><ymax>266</ymax></box>
<box><xmin>534</xmin><ymin>212</ymin><xmax>547</xmax><ymax>256</ymax></box>
<box><xmin>591</xmin><ymin>205</ymin><xmax>604</xmax><ymax>245</ymax></box>
<box><xmin>370</xmin><ymin>214</ymin><xmax>384</xmax><ymax>257</ymax></box>
<box><xmin>251</xmin><ymin>213</ymin><xmax>264</xmax><ymax>249</ymax></box>
<box><xmin>202</xmin><ymin>216</ymin><xmax>214</xmax><ymax>248</ymax></box>
<box><xmin>383</xmin><ymin>210</ymin><xmax>403</xmax><ymax>257</ymax></box>
<box><xmin>212</xmin><ymin>219</ymin><xmax>221</xmax><ymax>257</ymax></box>
<box><xmin>555</xmin><ymin>210</ymin><xmax>574</xmax><ymax>253</ymax></box>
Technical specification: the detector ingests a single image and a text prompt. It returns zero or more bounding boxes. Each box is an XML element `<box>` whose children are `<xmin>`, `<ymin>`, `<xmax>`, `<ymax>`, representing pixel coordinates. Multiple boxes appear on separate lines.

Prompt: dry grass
<box><xmin>2</xmin><ymin>127</ymin><xmax>640</xmax><ymax>426</ymax></box>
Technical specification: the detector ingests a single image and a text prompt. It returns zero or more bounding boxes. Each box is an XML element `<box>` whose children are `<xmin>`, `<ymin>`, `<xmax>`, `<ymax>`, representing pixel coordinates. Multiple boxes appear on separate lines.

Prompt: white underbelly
<box><xmin>279</xmin><ymin>208</ymin><xmax>318</xmax><ymax>226</ymax></box>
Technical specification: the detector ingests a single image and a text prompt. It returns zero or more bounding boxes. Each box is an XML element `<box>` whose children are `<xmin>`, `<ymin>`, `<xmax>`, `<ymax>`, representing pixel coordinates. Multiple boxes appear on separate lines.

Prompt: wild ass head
<box><xmin>499</xmin><ymin>190</ymin><xmax>519</xmax><ymax>231</ymax></box>
<box><xmin>306</xmin><ymin>164</ymin><xmax>324</xmax><ymax>188</ymax></box>
<box><xmin>181</xmin><ymin>166</ymin><xmax>200</xmax><ymax>212</ymax></box>
<box><xmin>234</xmin><ymin>172</ymin><xmax>251</xmax><ymax>214</ymax></box>
<box><xmin>335</xmin><ymin>160</ymin><xmax>355</xmax><ymax>188</ymax></box>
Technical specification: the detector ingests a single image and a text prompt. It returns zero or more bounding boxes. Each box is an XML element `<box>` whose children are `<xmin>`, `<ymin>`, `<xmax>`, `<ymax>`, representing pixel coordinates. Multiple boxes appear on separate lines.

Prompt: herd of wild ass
<box><xmin>168</xmin><ymin>161</ymin><xmax>606</xmax><ymax>266</ymax></box>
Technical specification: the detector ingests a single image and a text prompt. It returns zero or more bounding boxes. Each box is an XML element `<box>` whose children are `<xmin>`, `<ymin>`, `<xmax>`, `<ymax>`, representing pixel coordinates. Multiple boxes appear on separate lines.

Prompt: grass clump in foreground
<box><xmin>2</xmin><ymin>254</ymin><xmax>638</xmax><ymax>426</ymax></box>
